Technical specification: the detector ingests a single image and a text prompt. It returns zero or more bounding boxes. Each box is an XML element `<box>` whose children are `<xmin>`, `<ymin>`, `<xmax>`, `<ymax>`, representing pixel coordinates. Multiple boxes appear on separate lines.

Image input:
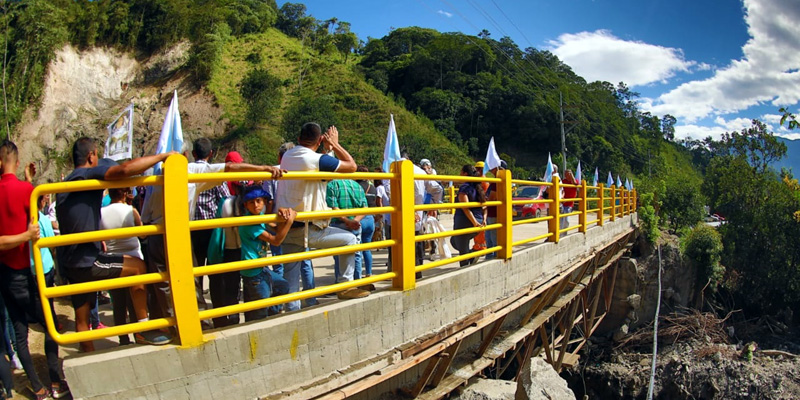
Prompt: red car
<box><xmin>512</xmin><ymin>186</ymin><xmax>548</xmax><ymax>219</ymax></box>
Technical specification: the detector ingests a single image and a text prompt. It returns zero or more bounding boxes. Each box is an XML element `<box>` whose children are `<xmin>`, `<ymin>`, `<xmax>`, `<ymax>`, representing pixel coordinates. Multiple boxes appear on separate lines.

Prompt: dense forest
<box><xmin>1</xmin><ymin>1</ymin><xmax>798</xmax><ymax>315</ymax></box>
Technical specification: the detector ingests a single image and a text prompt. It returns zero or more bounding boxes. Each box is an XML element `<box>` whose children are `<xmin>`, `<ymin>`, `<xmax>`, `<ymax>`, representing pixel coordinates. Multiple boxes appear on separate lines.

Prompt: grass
<box><xmin>204</xmin><ymin>28</ymin><xmax>471</xmax><ymax>173</ymax></box>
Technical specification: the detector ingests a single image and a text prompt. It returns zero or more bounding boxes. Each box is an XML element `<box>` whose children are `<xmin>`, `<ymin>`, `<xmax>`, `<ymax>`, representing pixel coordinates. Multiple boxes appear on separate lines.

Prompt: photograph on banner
<box><xmin>105</xmin><ymin>103</ymin><xmax>134</xmax><ymax>160</ymax></box>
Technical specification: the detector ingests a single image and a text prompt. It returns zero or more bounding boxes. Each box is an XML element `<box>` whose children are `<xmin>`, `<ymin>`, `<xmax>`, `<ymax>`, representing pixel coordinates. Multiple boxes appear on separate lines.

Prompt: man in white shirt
<box><xmin>276</xmin><ymin>123</ymin><xmax>369</xmax><ymax>308</ymax></box>
<box><xmin>140</xmin><ymin>139</ymin><xmax>283</xmax><ymax>321</ymax></box>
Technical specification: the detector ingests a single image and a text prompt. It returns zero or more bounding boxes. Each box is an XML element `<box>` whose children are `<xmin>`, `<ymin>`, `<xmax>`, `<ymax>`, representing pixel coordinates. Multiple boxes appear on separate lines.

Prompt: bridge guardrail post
<box><xmin>448</xmin><ymin>185</ymin><xmax>455</xmax><ymax>214</ymax></box>
<box><xmin>578</xmin><ymin>180</ymin><xmax>587</xmax><ymax>233</ymax></box>
<box><xmin>610</xmin><ymin>186</ymin><xmax>617</xmax><ymax>222</ymax></box>
<box><xmin>598</xmin><ymin>184</ymin><xmax>604</xmax><ymax>226</ymax></box>
<box><xmin>625</xmin><ymin>189</ymin><xmax>630</xmax><ymax>215</ymax></box>
<box><xmin>497</xmin><ymin>169</ymin><xmax>513</xmax><ymax>260</ymax></box>
<box><xmin>391</xmin><ymin>160</ymin><xmax>416</xmax><ymax>291</ymax></box>
<box><xmin>163</xmin><ymin>155</ymin><xmax>204</xmax><ymax>347</ymax></box>
<box><xmin>547</xmin><ymin>176</ymin><xmax>560</xmax><ymax>243</ymax></box>
<box><xmin>633</xmin><ymin>189</ymin><xmax>637</xmax><ymax>211</ymax></box>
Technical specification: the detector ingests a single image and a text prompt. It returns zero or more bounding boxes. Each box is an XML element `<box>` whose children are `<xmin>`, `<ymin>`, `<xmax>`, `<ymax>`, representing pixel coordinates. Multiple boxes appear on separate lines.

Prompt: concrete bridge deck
<box><xmin>63</xmin><ymin>213</ymin><xmax>637</xmax><ymax>400</ymax></box>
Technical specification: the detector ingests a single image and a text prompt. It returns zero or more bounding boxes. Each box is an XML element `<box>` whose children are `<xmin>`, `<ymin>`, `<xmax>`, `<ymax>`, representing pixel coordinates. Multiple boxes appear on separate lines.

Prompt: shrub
<box><xmin>682</xmin><ymin>224</ymin><xmax>724</xmax><ymax>292</ymax></box>
<box><xmin>638</xmin><ymin>192</ymin><xmax>660</xmax><ymax>243</ymax></box>
<box><xmin>240</xmin><ymin>68</ymin><xmax>284</xmax><ymax>126</ymax></box>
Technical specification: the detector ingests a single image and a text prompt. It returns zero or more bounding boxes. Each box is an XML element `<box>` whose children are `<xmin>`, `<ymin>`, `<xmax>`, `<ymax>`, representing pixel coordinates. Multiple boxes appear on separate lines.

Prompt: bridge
<box><xmin>30</xmin><ymin>157</ymin><xmax>638</xmax><ymax>399</ymax></box>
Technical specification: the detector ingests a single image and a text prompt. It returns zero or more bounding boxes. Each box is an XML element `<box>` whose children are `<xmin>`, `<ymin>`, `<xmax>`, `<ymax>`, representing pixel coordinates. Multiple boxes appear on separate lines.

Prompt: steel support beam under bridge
<box><xmin>298</xmin><ymin>229</ymin><xmax>636</xmax><ymax>400</ymax></box>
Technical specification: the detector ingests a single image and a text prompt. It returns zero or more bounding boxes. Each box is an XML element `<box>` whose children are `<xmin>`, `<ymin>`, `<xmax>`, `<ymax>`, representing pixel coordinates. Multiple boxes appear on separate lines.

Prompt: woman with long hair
<box><xmin>450</xmin><ymin>165</ymin><xmax>486</xmax><ymax>267</ymax></box>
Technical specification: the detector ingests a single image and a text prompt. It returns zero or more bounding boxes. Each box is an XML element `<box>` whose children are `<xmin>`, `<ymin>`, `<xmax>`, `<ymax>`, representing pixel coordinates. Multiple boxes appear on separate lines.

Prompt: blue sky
<box><xmin>282</xmin><ymin>0</ymin><xmax>800</xmax><ymax>140</ymax></box>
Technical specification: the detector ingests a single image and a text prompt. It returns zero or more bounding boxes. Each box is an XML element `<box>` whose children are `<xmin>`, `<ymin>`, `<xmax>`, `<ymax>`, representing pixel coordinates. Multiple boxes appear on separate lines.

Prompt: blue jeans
<box><xmin>360</xmin><ymin>215</ymin><xmax>375</xmax><ymax>276</ymax></box>
<box><xmin>560</xmin><ymin>205</ymin><xmax>572</xmax><ymax>231</ymax></box>
<box><xmin>241</xmin><ymin>268</ymin><xmax>289</xmax><ymax>322</ymax></box>
<box><xmin>486</xmin><ymin>216</ymin><xmax>497</xmax><ymax>260</ymax></box>
<box><xmin>269</xmin><ymin>245</ymin><xmax>317</xmax><ymax>307</ymax></box>
<box><xmin>332</xmin><ymin>220</ymin><xmax>362</xmax><ymax>282</ymax></box>
<box><xmin>282</xmin><ymin>225</ymin><xmax>358</xmax><ymax>311</ymax></box>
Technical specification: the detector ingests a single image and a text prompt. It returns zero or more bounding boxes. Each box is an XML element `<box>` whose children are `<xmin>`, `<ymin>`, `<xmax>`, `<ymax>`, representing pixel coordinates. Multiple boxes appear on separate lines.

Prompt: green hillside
<box><xmin>206</xmin><ymin>28</ymin><xmax>471</xmax><ymax>173</ymax></box>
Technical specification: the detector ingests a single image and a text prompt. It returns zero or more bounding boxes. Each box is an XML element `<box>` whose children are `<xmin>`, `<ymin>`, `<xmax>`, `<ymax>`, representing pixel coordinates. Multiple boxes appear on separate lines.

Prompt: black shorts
<box><xmin>64</xmin><ymin>253</ymin><xmax>124</xmax><ymax>308</ymax></box>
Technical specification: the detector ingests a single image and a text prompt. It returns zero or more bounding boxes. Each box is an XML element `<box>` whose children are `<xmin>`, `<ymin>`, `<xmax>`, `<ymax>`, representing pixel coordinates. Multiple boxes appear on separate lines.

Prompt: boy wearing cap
<box><xmin>238</xmin><ymin>185</ymin><xmax>296</xmax><ymax>321</ymax></box>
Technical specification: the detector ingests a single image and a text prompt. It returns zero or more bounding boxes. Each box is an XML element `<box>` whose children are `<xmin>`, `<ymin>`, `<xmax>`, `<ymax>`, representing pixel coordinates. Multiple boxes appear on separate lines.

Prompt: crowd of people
<box><xmin>0</xmin><ymin>122</ymin><xmax>523</xmax><ymax>399</ymax></box>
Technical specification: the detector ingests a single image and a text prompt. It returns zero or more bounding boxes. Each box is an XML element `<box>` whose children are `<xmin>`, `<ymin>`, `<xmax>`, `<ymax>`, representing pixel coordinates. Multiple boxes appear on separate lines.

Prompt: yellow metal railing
<box><xmin>31</xmin><ymin>157</ymin><xmax>636</xmax><ymax>347</ymax></box>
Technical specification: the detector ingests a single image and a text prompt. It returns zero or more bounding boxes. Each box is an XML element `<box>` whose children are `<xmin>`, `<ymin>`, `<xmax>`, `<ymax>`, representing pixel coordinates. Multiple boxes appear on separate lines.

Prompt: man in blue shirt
<box><xmin>57</xmin><ymin>137</ymin><xmax>175</xmax><ymax>352</ymax></box>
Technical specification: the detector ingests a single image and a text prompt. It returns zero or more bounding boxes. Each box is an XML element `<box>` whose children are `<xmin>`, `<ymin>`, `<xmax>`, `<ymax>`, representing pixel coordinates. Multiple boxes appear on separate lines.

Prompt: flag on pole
<box><xmin>153</xmin><ymin>91</ymin><xmax>184</xmax><ymax>175</ymax></box>
<box><xmin>382</xmin><ymin>114</ymin><xmax>402</xmax><ymax>173</ymax></box>
<box><xmin>575</xmin><ymin>161</ymin><xmax>582</xmax><ymax>184</ymax></box>
<box><xmin>593</xmin><ymin>167</ymin><xmax>599</xmax><ymax>187</ymax></box>
<box><xmin>626</xmin><ymin>178</ymin><xmax>632</xmax><ymax>191</ymax></box>
<box><xmin>104</xmin><ymin>103</ymin><xmax>134</xmax><ymax>161</ymax></box>
<box><xmin>484</xmin><ymin>137</ymin><xmax>501</xmax><ymax>175</ymax></box>
<box><xmin>607</xmin><ymin>172</ymin><xmax>613</xmax><ymax>187</ymax></box>
<box><xmin>616</xmin><ymin>175</ymin><xmax>622</xmax><ymax>188</ymax></box>
<box><xmin>544</xmin><ymin>153</ymin><xmax>554</xmax><ymax>182</ymax></box>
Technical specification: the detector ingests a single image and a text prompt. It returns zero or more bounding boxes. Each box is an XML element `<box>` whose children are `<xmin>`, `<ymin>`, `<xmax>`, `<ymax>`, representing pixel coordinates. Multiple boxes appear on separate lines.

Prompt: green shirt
<box><xmin>326</xmin><ymin>179</ymin><xmax>368</xmax><ymax>224</ymax></box>
<box><xmin>238</xmin><ymin>210</ymin><xmax>267</xmax><ymax>277</ymax></box>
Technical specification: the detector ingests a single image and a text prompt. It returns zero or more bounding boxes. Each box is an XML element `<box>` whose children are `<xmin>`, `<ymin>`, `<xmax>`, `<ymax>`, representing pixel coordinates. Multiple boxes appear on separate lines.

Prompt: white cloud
<box><xmin>777</xmin><ymin>133</ymin><xmax>800</xmax><ymax>140</ymax></box>
<box><xmin>675</xmin><ymin>124</ymin><xmax>728</xmax><ymax>140</ymax></box>
<box><xmin>548</xmin><ymin>30</ymin><xmax>693</xmax><ymax>86</ymax></box>
<box><xmin>713</xmin><ymin>116</ymin><xmax>752</xmax><ymax>131</ymax></box>
<box><xmin>437</xmin><ymin>10</ymin><xmax>452</xmax><ymax>18</ymax></box>
<box><xmin>696</xmin><ymin>62</ymin><xmax>713</xmax><ymax>71</ymax></box>
<box><xmin>644</xmin><ymin>0</ymin><xmax>800</xmax><ymax>122</ymax></box>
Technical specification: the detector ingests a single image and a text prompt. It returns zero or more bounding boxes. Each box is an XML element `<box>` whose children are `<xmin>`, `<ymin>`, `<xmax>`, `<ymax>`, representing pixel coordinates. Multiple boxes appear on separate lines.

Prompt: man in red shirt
<box><xmin>0</xmin><ymin>140</ymin><xmax>68</xmax><ymax>399</ymax></box>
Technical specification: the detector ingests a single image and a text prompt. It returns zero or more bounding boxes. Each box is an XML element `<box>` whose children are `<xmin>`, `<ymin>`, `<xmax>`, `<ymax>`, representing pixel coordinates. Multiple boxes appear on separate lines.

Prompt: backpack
<box><xmin>206</xmin><ymin>197</ymin><xmax>228</xmax><ymax>265</ymax></box>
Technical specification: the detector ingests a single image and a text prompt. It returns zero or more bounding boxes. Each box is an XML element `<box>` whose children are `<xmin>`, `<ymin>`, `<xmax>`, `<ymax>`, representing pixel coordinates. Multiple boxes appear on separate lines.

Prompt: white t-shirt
<box><xmin>100</xmin><ymin>203</ymin><xmax>143</xmax><ymax>260</ymax></box>
<box><xmin>141</xmin><ymin>161</ymin><xmax>226</xmax><ymax>224</ymax></box>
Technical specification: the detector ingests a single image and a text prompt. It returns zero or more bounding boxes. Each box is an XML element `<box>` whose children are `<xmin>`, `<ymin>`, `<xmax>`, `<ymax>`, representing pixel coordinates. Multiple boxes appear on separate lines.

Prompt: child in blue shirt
<box><xmin>238</xmin><ymin>185</ymin><xmax>296</xmax><ymax>321</ymax></box>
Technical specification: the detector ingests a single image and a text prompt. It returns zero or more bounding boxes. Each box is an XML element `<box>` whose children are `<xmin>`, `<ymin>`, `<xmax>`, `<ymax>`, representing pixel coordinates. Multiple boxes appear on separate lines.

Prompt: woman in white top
<box><xmin>100</xmin><ymin>188</ymin><xmax>142</xmax><ymax>344</ymax></box>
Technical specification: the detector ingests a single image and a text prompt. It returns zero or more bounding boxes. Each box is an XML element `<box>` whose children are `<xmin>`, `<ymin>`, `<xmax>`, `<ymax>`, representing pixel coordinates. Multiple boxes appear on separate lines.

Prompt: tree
<box><xmin>716</xmin><ymin>119</ymin><xmax>786</xmax><ymax>173</ymax></box>
<box><xmin>240</xmin><ymin>68</ymin><xmax>283</xmax><ymax>126</ymax></box>
<box><xmin>662</xmin><ymin>114</ymin><xmax>676</xmax><ymax>141</ymax></box>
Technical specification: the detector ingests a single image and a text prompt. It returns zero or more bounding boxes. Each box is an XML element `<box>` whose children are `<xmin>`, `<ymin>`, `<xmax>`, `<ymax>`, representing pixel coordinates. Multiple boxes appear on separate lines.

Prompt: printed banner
<box><xmin>105</xmin><ymin>104</ymin><xmax>134</xmax><ymax>161</ymax></box>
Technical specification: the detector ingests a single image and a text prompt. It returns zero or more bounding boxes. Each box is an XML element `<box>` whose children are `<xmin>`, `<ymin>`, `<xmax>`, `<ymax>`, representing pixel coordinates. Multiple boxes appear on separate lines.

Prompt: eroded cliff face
<box><xmin>597</xmin><ymin>233</ymin><xmax>698</xmax><ymax>338</ymax></box>
<box><xmin>14</xmin><ymin>42</ymin><xmax>229</xmax><ymax>183</ymax></box>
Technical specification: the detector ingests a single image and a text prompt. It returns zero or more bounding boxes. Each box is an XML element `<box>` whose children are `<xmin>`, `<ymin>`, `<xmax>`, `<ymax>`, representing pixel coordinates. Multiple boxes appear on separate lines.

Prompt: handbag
<box><xmin>423</xmin><ymin>216</ymin><xmax>453</xmax><ymax>260</ymax></box>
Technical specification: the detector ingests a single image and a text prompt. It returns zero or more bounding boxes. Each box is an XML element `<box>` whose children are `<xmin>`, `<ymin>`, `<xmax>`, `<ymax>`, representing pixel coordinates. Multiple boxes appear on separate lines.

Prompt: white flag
<box><xmin>382</xmin><ymin>114</ymin><xmax>402</xmax><ymax>173</ymax></box>
<box><xmin>484</xmin><ymin>137</ymin><xmax>501</xmax><ymax>175</ymax></box>
<box><xmin>153</xmin><ymin>91</ymin><xmax>184</xmax><ymax>174</ymax></box>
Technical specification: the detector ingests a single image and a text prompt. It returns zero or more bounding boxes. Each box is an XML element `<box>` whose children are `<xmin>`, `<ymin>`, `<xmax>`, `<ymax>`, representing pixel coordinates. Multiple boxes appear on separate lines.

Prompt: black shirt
<box><xmin>56</xmin><ymin>158</ymin><xmax>116</xmax><ymax>269</ymax></box>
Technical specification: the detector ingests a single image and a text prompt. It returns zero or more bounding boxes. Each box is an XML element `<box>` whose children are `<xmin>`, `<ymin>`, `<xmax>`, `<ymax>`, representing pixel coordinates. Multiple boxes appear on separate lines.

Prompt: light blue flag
<box><xmin>575</xmin><ymin>161</ymin><xmax>582</xmax><ymax>184</ymax></box>
<box><xmin>607</xmin><ymin>172</ymin><xmax>613</xmax><ymax>187</ymax></box>
<box><xmin>153</xmin><ymin>90</ymin><xmax>183</xmax><ymax>175</ymax></box>
<box><xmin>544</xmin><ymin>153</ymin><xmax>554</xmax><ymax>182</ymax></box>
<box><xmin>627</xmin><ymin>178</ymin><xmax>632</xmax><ymax>191</ymax></box>
<box><xmin>593</xmin><ymin>167</ymin><xmax>599</xmax><ymax>187</ymax></box>
<box><xmin>616</xmin><ymin>175</ymin><xmax>622</xmax><ymax>188</ymax></box>
<box><xmin>382</xmin><ymin>114</ymin><xmax>402</xmax><ymax>173</ymax></box>
<box><xmin>484</xmin><ymin>137</ymin><xmax>501</xmax><ymax>176</ymax></box>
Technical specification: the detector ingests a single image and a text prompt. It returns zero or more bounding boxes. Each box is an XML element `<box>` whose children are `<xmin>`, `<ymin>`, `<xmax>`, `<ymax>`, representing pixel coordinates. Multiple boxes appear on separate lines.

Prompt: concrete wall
<box><xmin>64</xmin><ymin>215</ymin><xmax>636</xmax><ymax>400</ymax></box>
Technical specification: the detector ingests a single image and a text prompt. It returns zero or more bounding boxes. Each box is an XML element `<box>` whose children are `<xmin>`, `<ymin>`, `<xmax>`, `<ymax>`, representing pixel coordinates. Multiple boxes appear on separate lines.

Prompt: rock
<box><xmin>455</xmin><ymin>379</ymin><xmax>516</xmax><ymax>400</ymax></box>
<box><xmin>612</xmin><ymin>324</ymin><xmax>629</xmax><ymax>342</ymax></box>
<box><xmin>515</xmin><ymin>357</ymin><xmax>576</xmax><ymax>400</ymax></box>
<box><xmin>626</xmin><ymin>294</ymin><xmax>641</xmax><ymax>309</ymax></box>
